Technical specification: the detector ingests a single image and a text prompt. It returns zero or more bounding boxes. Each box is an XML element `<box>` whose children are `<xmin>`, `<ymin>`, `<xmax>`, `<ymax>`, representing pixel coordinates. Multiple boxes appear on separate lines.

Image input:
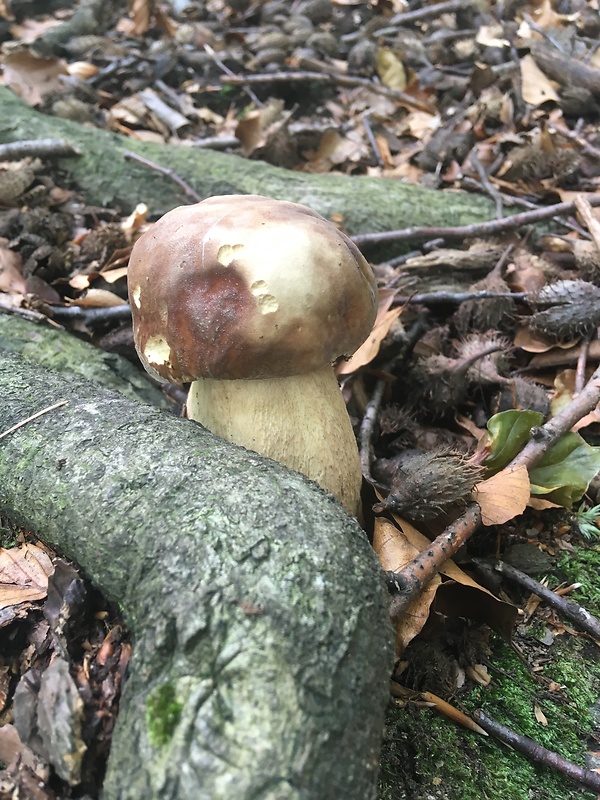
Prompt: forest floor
<box><xmin>0</xmin><ymin>0</ymin><xmax>600</xmax><ymax>798</ymax></box>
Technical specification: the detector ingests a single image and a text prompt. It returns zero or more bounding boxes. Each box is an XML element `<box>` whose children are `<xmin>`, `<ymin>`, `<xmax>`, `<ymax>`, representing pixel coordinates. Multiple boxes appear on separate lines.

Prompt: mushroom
<box><xmin>127</xmin><ymin>195</ymin><xmax>377</xmax><ymax>515</ymax></box>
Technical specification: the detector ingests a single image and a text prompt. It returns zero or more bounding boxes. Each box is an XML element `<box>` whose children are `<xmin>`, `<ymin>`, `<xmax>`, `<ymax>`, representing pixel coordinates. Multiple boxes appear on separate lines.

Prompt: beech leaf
<box><xmin>529</xmin><ymin>432</ymin><xmax>600</xmax><ymax>508</ymax></box>
<box><xmin>473</xmin><ymin>465</ymin><xmax>530</xmax><ymax>526</ymax></box>
<box><xmin>483</xmin><ymin>409</ymin><xmax>544</xmax><ymax>472</ymax></box>
<box><xmin>373</xmin><ymin>517</ymin><xmax>439</xmax><ymax>655</ymax></box>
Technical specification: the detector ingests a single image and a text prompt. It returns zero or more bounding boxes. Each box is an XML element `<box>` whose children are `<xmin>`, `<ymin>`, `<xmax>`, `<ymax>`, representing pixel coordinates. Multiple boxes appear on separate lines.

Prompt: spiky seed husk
<box><xmin>573</xmin><ymin>240</ymin><xmax>600</xmax><ymax>286</ymax></box>
<box><xmin>453</xmin><ymin>273</ymin><xmax>516</xmax><ymax>334</ymax></box>
<box><xmin>528</xmin><ymin>279</ymin><xmax>600</xmax><ymax>341</ymax></box>
<box><xmin>406</xmin><ymin>358</ymin><xmax>470</xmax><ymax>418</ymax></box>
<box><xmin>455</xmin><ymin>334</ymin><xmax>510</xmax><ymax>385</ymax></box>
<box><xmin>373</xmin><ymin>451</ymin><xmax>484</xmax><ymax>520</ymax></box>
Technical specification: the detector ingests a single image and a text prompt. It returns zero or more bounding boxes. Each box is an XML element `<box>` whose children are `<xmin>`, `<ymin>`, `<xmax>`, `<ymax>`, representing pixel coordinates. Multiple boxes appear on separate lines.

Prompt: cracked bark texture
<box><xmin>0</xmin><ymin>87</ymin><xmax>495</xmax><ymax>241</ymax></box>
<box><xmin>0</xmin><ymin>335</ymin><xmax>394</xmax><ymax>800</ymax></box>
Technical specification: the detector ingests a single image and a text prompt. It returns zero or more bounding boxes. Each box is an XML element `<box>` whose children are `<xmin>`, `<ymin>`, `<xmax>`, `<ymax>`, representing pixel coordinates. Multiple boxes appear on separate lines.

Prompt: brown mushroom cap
<box><xmin>128</xmin><ymin>195</ymin><xmax>377</xmax><ymax>382</ymax></box>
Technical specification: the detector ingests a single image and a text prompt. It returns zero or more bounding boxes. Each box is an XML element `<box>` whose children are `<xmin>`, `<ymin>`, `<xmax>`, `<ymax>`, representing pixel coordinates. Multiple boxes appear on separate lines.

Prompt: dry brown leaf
<box><xmin>128</xmin><ymin>0</ymin><xmax>152</xmax><ymax>35</ymax></box>
<box><xmin>472</xmin><ymin>465</ymin><xmax>530</xmax><ymax>526</ymax></box>
<box><xmin>466</xmin><ymin>663</ymin><xmax>492</xmax><ymax>687</ymax></box>
<box><xmin>534</xmin><ymin>703</ymin><xmax>548</xmax><ymax>726</ymax></box>
<box><xmin>338</xmin><ymin>289</ymin><xmax>401</xmax><ymax>375</ymax></box>
<box><xmin>421</xmin><ymin>691</ymin><xmax>489</xmax><ymax>736</ymax></box>
<box><xmin>70</xmin><ymin>288</ymin><xmax>125</xmax><ymax>307</ymax></box>
<box><xmin>475</xmin><ymin>24</ymin><xmax>510</xmax><ymax>49</ymax></box>
<box><xmin>99</xmin><ymin>266</ymin><xmax>130</xmax><ymax>283</ymax></box>
<box><xmin>519</xmin><ymin>54</ymin><xmax>559</xmax><ymax>106</ymax></box>
<box><xmin>235</xmin><ymin>98</ymin><xmax>285</xmax><ymax>156</ymax></box>
<box><xmin>373</xmin><ymin>517</ymin><xmax>440</xmax><ymax>655</ymax></box>
<box><xmin>391</xmin><ymin>514</ymin><xmax>518</xmax><ymax>639</ymax></box>
<box><xmin>550</xmin><ymin>369</ymin><xmax>576</xmax><ymax>417</ymax></box>
<box><xmin>0</xmin><ymin>544</ymin><xmax>54</xmax><ymax>610</ymax></box>
<box><xmin>513</xmin><ymin>325</ymin><xmax>577</xmax><ymax>353</ymax></box>
<box><xmin>528</xmin><ymin>497</ymin><xmax>562</xmax><ymax>510</ymax></box>
<box><xmin>121</xmin><ymin>203</ymin><xmax>148</xmax><ymax>240</ymax></box>
<box><xmin>573</xmin><ymin>407</ymin><xmax>600</xmax><ymax>432</ymax></box>
<box><xmin>2</xmin><ymin>50</ymin><xmax>68</xmax><ymax>106</ymax></box>
<box><xmin>0</xmin><ymin>239</ymin><xmax>26</xmax><ymax>294</ymax></box>
<box><xmin>67</xmin><ymin>61</ymin><xmax>99</xmax><ymax>80</ymax></box>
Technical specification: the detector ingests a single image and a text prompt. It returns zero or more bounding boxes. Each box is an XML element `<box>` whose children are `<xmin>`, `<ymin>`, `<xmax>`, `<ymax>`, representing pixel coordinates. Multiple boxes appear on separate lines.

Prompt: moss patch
<box><xmin>145</xmin><ymin>684</ymin><xmax>183</xmax><ymax>748</ymax></box>
<box><xmin>379</xmin><ymin>544</ymin><xmax>600</xmax><ymax>799</ymax></box>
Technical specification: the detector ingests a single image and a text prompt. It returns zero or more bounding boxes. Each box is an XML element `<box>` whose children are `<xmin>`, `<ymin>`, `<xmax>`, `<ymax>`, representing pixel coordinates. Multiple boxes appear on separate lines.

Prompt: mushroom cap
<box><xmin>128</xmin><ymin>194</ymin><xmax>377</xmax><ymax>382</ymax></box>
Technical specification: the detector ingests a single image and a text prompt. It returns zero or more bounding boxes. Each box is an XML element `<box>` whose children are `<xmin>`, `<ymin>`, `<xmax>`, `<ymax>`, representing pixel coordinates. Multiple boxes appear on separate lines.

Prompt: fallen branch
<box><xmin>352</xmin><ymin>196</ymin><xmax>600</xmax><ymax>249</ymax></box>
<box><xmin>0</xmin><ymin>341</ymin><xmax>393</xmax><ymax>800</ymax></box>
<box><xmin>475</xmin><ymin>559</ymin><xmax>600</xmax><ymax>640</ymax></box>
<box><xmin>473</xmin><ymin>710</ymin><xmax>600</xmax><ymax>794</ymax></box>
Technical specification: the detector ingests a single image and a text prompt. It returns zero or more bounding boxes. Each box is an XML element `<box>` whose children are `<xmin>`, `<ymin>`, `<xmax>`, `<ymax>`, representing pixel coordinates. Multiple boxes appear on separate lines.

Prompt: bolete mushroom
<box><xmin>127</xmin><ymin>195</ymin><xmax>377</xmax><ymax>515</ymax></box>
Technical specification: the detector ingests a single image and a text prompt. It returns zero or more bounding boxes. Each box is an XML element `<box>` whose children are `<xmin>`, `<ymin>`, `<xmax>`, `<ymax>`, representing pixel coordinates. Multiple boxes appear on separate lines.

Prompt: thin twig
<box><xmin>574</xmin><ymin>333</ymin><xmax>593</xmax><ymax>395</ymax></box>
<box><xmin>388</xmin><ymin>503</ymin><xmax>483</xmax><ymax>619</ymax></box>
<box><xmin>220</xmin><ymin>71</ymin><xmax>433</xmax><ymax>113</ymax></box>
<box><xmin>550</xmin><ymin>122</ymin><xmax>600</xmax><ymax>161</ymax></box>
<box><xmin>0</xmin><ymin>139</ymin><xmax>80</xmax><ymax>160</ymax></box>
<box><xmin>393</xmin><ymin>290</ymin><xmax>528</xmax><ymax>306</ymax></box>
<box><xmin>0</xmin><ymin>401</ymin><xmax>69</xmax><ymax>441</ymax></box>
<box><xmin>362</xmin><ymin>114</ymin><xmax>384</xmax><ymax>168</ymax></box>
<box><xmin>461</xmin><ymin>177</ymin><xmax>590</xmax><ymax>237</ymax></box>
<box><xmin>474</xmin><ymin>558</ymin><xmax>600</xmax><ymax>640</ymax></box>
<box><xmin>205</xmin><ymin>43</ymin><xmax>265</xmax><ymax>108</ymax></box>
<box><xmin>122</xmin><ymin>151</ymin><xmax>202</xmax><ymax>202</ymax></box>
<box><xmin>510</xmin><ymin>364</ymin><xmax>600</xmax><ymax>468</ymax></box>
<box><xmin>351</xmin><ymin>196</ymin><xmax>600</xmax><ymax>249</ymax></box>
<box><xmin>359</xmin><ymin>379</ymin><xmax>387</xmax><ymax>484</ymax></box>
<box><xmin>470</xmin><ymin>148</ymin><xmax>504</xmax><ymax>219</ymax></box>
<box><xmin>473</xmin><ymin>711</ymin><xmax>600</xmax><ymax>793</ymax></box>
<box><xmin>47</xmin><ymin>304</ymin><xmax>132</xmax><ymax>324</ymax></box>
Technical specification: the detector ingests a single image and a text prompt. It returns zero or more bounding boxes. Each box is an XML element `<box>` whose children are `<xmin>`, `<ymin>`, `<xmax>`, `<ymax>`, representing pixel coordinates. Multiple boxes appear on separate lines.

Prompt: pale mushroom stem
<box><xmin>187</xmin><ymin>364</ymin><xmax>362</xmax><ymax>516</ymax></box>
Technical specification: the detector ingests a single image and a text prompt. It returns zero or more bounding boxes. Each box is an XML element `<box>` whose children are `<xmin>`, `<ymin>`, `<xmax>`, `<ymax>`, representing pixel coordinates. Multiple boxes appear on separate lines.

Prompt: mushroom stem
<box><xmin>187</xmin><ymin>365</ymin><xmax>362</xmax><ymax>516</ymax></box>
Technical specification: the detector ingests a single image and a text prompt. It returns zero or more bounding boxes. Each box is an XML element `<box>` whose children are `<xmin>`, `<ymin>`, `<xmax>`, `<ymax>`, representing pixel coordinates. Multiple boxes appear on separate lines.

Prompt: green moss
<box><xmin>557</xmin><ymin>546</ymin><xmax>600</xmax><ymax>615</ymax></box>
<box><xmin>0</xmin><ymin>523</ymin><xmax>19</xmax><ymax>549</ymax></box>
<box><xmin>380</xmin><ymin>631</ymin><xmax>598</xmax><ymax>798</ymax></box>
<box><xmin>145</xmin><ymin>684</ymin><xmax>183</xmax><ymax>748</ymax></box>
<box><xmin>379</xmin><ymin>539</ymin><xmax>600</xmax><ymax>799</ymax></box>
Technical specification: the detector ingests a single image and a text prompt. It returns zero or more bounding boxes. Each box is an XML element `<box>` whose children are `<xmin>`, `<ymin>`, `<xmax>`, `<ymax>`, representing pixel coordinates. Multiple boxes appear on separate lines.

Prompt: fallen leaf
<box><xmin>2</xmin><ymin>49</ymin><xmax>68</xmax><ymax>106</ymax></box>
<box><xmin>550</xmin><ymin>369</ymin><xmax>576</xmax><ymax>417</ymax></box>
<box><xmin>338</xmin><ymin>289</ymin><xmax>401</xmax><ymax>374</ymax></box>
<box><xmin>519</xmin><ymin>54</ymin><xmax>559</xmax><ymax>106</ymax></box>
<box><xmin>376</xmin><ymin>48</ymin><xmax>407</xmax><ymax>91</ymax></box>
<box><xmin>473</xmin><ymin>465</ymin><xmax>530</xmax><ymax>525</ymax></box>
<box><xmin>514</xmin><ymin>326</ymin><xmax>577</xmax><ymax>353</ymax></box>
<box><xmin>69</xmin><ymin>288</ymin><xmax>126</xmax><ymax>307</ymax></box>
<box><xmin>0</xmin><ymin>544</ymin><xmax>54</xmax><ymax>610</ymax></box>
<box><xmin>373</xmin><ymin>517</ymin><xmax>440</xmax><ymax>655</ymax></box>
<box><xmin>235</xmin><ymin>98</ymin><xmax>285</xmax><ymax>156</ymax></box>
<box><xmin>0</xmin><ymin>239</ymin><xmax>27</xmax><ymax>294</ymax></box>
<box><xmin>534</xmin><ymin>703</ymin><xmax>548</xmax><ymax>726</ymax></box>
<box><xmin>392</xmin><ymin>515</ymin><xmax>518</xmax><ymax>638</ymax></box>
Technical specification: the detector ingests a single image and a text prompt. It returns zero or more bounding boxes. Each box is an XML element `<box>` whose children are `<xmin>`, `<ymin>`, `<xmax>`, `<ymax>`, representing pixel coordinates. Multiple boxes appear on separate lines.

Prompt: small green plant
<box><xmin>483</xmin><ymin>410</ymin><xmax>600</xmax><ymax>507</ymax></box>
<box><xmin>574</xmin><ymin>503</ymin><xmax>600</xmax><ymax>540</ymax></box>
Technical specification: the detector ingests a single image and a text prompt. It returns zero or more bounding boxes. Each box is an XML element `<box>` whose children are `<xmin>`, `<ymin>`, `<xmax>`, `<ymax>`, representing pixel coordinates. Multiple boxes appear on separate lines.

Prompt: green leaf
<box><xmin>483</xmin><ymin>410</ymin><xmax>544</xmax><ymax>473</ymax></box>
<box><xmin>529</xmin><ymin>432</ymin><xmax>600</xmax><ymax>508</ymax></box>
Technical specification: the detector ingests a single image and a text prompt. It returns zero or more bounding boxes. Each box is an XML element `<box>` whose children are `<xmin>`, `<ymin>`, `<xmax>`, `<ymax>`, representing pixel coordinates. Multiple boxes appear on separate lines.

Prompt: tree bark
<box><xmin>0</xmin><ymin>313</ymin><xmax>166</xmax><ymax>407</ymax></box>
<box><xmin>0</xmin><ymin>87</ymin><xmax>494</xmax><ymax>240</ymax></box>
<box><xmin>0</xmin><ymin>336</ymin><xmax>394</xmax><ymax>800</ymax></box>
